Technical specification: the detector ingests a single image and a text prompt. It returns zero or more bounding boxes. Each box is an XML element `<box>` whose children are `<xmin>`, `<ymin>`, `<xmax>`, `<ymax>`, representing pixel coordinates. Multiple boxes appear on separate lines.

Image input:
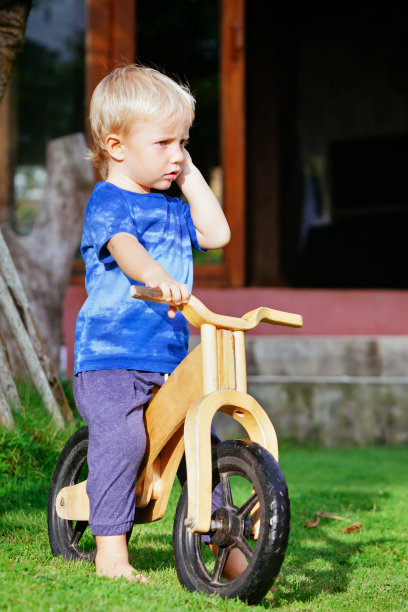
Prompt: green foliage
<box><xmin>0</xmin><ymin>387</ymin><xmax>407</xmax><ymax>610</ymax></box>
<box><xmin>193</xmin><ymin>247</ymin><xmax>223</xmax><ymax>265</ymax></box>
<box><xmin>0</xmin><ymin>379</ymin><xmax>77</xmax><ymax>480</ymax></box>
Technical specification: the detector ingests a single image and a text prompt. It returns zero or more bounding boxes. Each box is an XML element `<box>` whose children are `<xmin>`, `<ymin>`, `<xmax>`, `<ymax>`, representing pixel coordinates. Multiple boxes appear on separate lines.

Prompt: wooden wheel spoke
<box><xmin>234</xmin><ymin>534</ymin><xmax>254</xmax><ymax>560</ymax></box>
<box><xmin>212</xmin><ymin>546</ymin><xmax>230</xmax><ymax>583</ymax></box>
<box><xmin>236</xmin><ymin>492</ymin><xmax>258</xmax><ymax>520</ymax></box>
<box><xmin>70</xmin><ymin>520</ymin><xmax>88</xmax><ymax>547</ymax></box>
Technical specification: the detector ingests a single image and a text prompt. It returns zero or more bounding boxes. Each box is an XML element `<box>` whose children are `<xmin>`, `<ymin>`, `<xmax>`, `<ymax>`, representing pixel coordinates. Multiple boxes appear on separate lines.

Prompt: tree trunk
<box><xmin>0</xmin><ymin>0</ymin><xmax>31</xmax><ymax>102</ymax></box>
<box><xmin>3</xmin><ymin>132</ymin><xmax>94</xmax><ymax>369</ymax></box>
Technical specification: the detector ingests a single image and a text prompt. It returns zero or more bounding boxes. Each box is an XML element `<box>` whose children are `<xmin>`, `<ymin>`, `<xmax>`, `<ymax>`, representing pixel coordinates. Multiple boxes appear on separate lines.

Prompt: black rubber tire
<box><xmin>48</xmin><ymin>427</ymin><xmax>133</xmax><ymax>562</ymax></box>
<box><xmin>48</xmin><ymin>427</ymin><xmax>97</xmax><ymax>562</ymax></box>
<box><xmin>172</xmin><ymin>439</ymin><xmax>290</xmax><ymax>604</ymax></box>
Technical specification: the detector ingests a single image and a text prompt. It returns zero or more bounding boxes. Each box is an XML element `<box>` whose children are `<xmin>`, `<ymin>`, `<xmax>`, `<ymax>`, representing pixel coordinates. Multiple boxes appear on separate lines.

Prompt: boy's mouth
<box><xmin>163</xmin><ymin>170</ymin><xmax>180</xmax><ymax>180</ymax></box>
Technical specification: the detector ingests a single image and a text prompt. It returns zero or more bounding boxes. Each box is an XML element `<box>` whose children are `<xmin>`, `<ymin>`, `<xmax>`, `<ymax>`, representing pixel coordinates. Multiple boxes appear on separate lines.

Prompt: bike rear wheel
<box><xmin>172</xmin><ymin>439</ymin><xmax>290</xmax><ymax>604</ymax></box>
<box><xmin>48</xmin><ymin>427</ymin><xmax>97</xmax><ymax>562</ymax></box>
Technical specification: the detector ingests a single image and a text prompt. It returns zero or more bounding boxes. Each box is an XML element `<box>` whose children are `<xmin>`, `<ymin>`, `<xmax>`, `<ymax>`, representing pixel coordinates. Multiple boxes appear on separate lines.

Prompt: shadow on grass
<box><xmin>128</xmin><ymin>531</ymin><xmax>176</xmax><ymax>572</ymax></box>
<box><xmin>128</xmin><ymin>527</ymin><xmax>401</xmax><ymax>609</ymax></box>
<box><xmin>267</xmin><ymin>531</ymin><xmax>362</xmax><ymax>607</ymax></box>
<box><xmin>0</xmin><ymin>479</ymin><xmax>50</xmax><ymax>515</ymax></box>
<box><xmin>265</xmin><ymin>536</ymin><xmax>403</xmax><ymax>609</ymax></box>
<box><xmin>261</xmin><ymin>488</ymin><xmax>391</xmax><ymax>607</ymax></box>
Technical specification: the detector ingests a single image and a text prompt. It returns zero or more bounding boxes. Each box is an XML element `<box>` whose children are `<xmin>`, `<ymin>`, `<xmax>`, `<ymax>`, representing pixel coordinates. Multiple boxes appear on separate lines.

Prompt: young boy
<box><xmin>73</xmin><ymin>65</ymin><xmax>245</xmax><ymax>582</ymax></box>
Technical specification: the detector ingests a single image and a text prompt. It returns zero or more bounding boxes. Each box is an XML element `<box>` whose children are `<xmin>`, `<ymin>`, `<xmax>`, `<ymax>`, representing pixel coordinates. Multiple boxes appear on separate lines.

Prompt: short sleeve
<box><xmin>182</xmin><ymin>203</ymin><xmax>206</xmax><ymax>252</ymax></box>
<box><xmin>84</xmin><ymin>186</ymin><xmax>140</xmax><ymax>264</ymax></box>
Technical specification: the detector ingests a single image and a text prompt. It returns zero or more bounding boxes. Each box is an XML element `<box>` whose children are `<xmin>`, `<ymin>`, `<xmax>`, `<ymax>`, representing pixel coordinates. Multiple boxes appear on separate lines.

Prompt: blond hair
<box><xmin>87</xmin><ymin>65</ymin><xmax>196</xmax><ymax>179</ymax></box>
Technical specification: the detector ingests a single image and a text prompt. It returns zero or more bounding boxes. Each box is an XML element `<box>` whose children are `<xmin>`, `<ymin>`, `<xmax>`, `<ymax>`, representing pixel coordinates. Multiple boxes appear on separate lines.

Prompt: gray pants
<box><xmin>74</xmin><ymin>369</ymin><xmax>221</xmax><ymax>536</ymax></box>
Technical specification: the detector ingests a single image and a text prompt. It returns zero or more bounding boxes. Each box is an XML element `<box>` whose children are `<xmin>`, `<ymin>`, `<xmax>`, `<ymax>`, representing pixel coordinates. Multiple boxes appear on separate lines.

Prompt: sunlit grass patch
<box><xmin>1</xmin><ymin>388</ymin><xmax>407</xmax><ymax>610</ymax></box>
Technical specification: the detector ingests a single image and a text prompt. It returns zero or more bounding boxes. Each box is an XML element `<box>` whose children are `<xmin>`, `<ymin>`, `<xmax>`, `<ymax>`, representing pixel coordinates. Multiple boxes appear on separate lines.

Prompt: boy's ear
<box><xmin>105</xmin><ymin>133</ymin><xmax>125</xmax><ymax>161</ymax></box>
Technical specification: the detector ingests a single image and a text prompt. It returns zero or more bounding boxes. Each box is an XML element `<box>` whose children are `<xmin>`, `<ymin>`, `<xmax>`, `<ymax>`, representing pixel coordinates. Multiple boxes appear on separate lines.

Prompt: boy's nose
<box><xmin>170</xmin><ymin>145</ymin><xmax>185</xmax><ymax>164</ymax></box>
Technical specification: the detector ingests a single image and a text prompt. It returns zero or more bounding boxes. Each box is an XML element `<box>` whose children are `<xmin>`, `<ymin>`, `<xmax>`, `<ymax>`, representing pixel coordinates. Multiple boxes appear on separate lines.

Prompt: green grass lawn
<box><xmin>1</xmin><ymin>387</ymin><xmax>407</xmax><ymax>611</ymax></box>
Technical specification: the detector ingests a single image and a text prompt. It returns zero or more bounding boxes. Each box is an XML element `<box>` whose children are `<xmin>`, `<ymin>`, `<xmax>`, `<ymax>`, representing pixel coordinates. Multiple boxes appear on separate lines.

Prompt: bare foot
<box><xmin>95</xmin><ymin>557</ymin><xmax>148</xmax><ymax>581</ymax></box>
<box><xmin>95</xmin><ymin>534</ymin><xmax>151</xmax><ymax>583</ymax></box>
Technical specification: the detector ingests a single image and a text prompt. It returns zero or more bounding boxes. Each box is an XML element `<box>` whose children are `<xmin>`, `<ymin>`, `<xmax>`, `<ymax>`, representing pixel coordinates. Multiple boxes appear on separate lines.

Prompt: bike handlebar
<box><xmin>130</xmin><ymin>286</ymin><xmax>303</xmax><ymax>331</ymax></box>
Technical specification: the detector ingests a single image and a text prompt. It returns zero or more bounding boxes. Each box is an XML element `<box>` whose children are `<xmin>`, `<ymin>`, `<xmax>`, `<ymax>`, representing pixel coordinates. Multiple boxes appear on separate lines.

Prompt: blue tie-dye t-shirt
<box><xmin>74</xmin><ymin>181</ymin><xmax>201</xmax><ymax>375</ymax></box>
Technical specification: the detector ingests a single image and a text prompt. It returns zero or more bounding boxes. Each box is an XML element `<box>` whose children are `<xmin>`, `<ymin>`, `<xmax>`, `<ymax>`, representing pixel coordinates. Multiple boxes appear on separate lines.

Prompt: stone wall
<box><xmin>190</xmin><ymin>336</ymin><xmax>408</xmax><ymax>445</ymax></box>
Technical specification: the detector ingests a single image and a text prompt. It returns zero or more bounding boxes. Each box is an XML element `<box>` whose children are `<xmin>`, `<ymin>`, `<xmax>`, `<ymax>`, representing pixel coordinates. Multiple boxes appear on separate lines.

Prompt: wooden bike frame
<box><xmin>55</xmin><ymin>289</ymin><xmax>302</xmax><ymax>534</ymax></box>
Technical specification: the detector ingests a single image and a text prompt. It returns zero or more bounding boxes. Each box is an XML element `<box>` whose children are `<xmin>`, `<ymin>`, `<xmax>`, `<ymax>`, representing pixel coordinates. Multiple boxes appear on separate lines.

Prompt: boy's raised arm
<box><xmin>176</xmin><ymin>150</ymin><xmax>231</xmax><ymax>250</ymax></box>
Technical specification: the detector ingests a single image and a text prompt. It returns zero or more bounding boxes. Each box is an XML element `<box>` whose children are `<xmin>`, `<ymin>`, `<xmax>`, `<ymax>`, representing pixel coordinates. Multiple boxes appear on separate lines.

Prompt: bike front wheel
<box><xmin>172</xmin><ymin>439</ymin><xmax>290</xmax><ymax>604</ymax></box>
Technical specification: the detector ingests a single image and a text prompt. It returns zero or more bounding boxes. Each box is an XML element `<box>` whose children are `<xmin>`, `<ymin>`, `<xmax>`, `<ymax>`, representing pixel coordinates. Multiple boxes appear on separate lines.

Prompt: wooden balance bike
<box><xmin>48</xmin><ymin>287</ymin><xmax>302</xmax><ymax>604</ymax></box>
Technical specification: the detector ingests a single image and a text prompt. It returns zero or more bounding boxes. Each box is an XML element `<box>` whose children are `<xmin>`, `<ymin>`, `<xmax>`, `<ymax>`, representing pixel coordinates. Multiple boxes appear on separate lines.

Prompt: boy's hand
<box><xmin>145</xmin><ymin>280</ymin><xmax>190</xmax><ymax>318</ymax></box>
<box><xmin>174</xmin><ymin>150</ymin><xmax>231</xmax><ymax>250</ymax></box>
<box><xmin>176</xmin><ymin>148</ymin><xmax>194</xmax><ymax>189</ymax></box>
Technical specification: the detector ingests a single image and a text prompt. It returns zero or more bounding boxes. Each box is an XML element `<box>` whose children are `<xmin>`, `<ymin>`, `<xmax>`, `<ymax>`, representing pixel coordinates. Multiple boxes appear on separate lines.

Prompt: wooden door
<box><xmin>85</xmin><ymin>0</ymin><xmax>246</xmax><ymax>287</ymax></box>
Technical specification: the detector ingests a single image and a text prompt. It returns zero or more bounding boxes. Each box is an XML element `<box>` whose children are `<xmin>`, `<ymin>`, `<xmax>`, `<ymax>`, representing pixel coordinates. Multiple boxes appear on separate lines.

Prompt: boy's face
<box><xmin>107</xmin><ymin>112</ymin><xmax>191</xmax><ymax>193</ymax></box>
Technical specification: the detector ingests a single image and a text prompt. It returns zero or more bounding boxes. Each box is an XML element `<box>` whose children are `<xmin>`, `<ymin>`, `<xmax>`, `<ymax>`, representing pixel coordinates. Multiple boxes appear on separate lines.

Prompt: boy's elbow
<box><xmin>214</xmin><ymin>219</ymin><xmax>231</xmax><ymax>247</ymax></box>
<box><xmin>200</xmin><ymin>226</ymin><xmax>231</xmax><ymax>250</ymax></box>
<box><xmin>219</xmin><ymin>226</ymin><xmax>231</xmax><ymax>247</ymax></box>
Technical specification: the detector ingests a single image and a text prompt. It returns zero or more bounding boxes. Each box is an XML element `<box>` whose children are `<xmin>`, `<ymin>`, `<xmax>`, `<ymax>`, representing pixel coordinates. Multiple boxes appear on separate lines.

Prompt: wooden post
<box><xmin>0</xmin><ymin>330</ymin><xmax>17</xmax><ymax>427</ymax></box>
<box><xmin>0</xmin><ymin>385</ymin><xmax>13</xmax><ymax>428</ymax></box>
<box><xmin>0</xmin><ymin>274</ymin><xmax>65</xmax><ymax>428</ymax></box>
<box><xmin>0</xmin><ymin>331</ymin><xmax>20</xmax><ymax>409</ymax></box>
<box><xmin>221</xmin><ymin>0</ymin><xmax>246</xmax><ymax>286</ymax></box>
<box><xmin>0</xmin><ymin>230</ymin><xmax>73</xmax><ymax>424</ymax></box>
<box><xmin>201</xmin><ymin>324</ymin><xmax>218</xmax><ymax>395</ymax></box>
<box><xmin>86</xmin><ymin>0</ymin><xmax>136</xmax><ymax>143</ymax></box>
<box><xmin>233</xmin><ymin>330</ymin><xmax>247</xmax><ymax>393</ymax></box>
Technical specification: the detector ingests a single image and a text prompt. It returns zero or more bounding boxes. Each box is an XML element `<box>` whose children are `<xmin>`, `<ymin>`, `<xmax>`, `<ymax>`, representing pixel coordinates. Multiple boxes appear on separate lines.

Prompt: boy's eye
<box><xmin>158</xmin><ymin>140</ymin><xmax>168</xmax><ymax>146</ymax></box>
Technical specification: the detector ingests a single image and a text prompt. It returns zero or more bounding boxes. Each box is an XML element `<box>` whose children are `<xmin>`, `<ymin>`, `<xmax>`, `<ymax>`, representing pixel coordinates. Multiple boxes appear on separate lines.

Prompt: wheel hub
<box><xmin>210</xmin><ymin>507</ymin><xmax>242</xmax><ymax>547</ymax></box>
